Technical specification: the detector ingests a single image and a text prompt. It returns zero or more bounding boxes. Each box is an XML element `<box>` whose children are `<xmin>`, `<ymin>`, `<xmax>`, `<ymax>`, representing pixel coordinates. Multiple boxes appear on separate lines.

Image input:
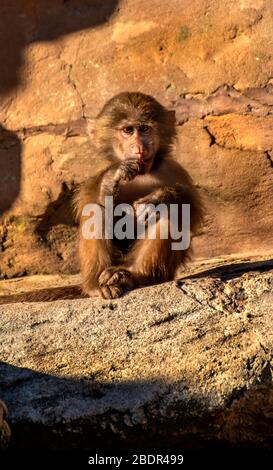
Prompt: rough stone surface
<box><xmin>1</xmin><ymin>0</ymin><xmax>273</xmax><ymax>276</ymax></box>
<box><xmin>1</xmin><ymin>1</ymin><xmax>273</xmax><ymax>452</ymax></box>
<box><xmin>1</xmin><ymin>261</ymin><xmax>273</xmax><ymax>449</ymax></box>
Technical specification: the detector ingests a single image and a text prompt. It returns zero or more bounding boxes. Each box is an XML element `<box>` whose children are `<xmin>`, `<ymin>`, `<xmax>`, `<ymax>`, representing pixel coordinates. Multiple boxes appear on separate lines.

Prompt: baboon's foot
<box><xmin>98</xmin><ymin>267</ymin><xmax>136</xmax><ymax>299</ymax></box>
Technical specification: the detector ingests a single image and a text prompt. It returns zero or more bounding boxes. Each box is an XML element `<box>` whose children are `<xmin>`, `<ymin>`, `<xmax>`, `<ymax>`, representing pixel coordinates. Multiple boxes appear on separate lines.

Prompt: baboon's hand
<box><xmin>133</xmin><ymin>190</ymin><xmax>163</xmax><ymax>212</ymax></box>
<box><xmin>133</xmin><ymin>191</ymin><xmax>163</xmax><ymax>225</ymax></box>
<box><xmin>116</xmin><ymin>158</ymin><xmax>141</xmax><ymax>182</ymax></box>
<box><xmin>98</xmin><ymin>267</ymin><xmax>136</xmax><ymax>299</ymax></box>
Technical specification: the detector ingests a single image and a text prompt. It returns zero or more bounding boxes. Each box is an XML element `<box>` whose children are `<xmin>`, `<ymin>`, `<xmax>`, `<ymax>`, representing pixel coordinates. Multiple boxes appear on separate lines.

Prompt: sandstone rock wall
<box><xmin>1</xmin><ymin>0</ymin><xmax>273</xmax><ymax>278</ymax></box>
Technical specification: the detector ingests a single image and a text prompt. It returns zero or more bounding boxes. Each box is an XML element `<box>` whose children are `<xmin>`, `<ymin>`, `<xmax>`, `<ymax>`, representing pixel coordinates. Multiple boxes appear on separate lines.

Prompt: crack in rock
<box><xmin>175</xmin><ymin>83</ymin><xmax>273</xmax><ymax>125</ymax></box>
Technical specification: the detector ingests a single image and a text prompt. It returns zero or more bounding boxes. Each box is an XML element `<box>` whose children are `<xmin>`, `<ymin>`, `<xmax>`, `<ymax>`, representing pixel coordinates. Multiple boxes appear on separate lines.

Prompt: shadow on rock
<box><xmin>1</xmin><ymin>362</ymin><xmax>273</xmax><ymax>450</ymax></box>
<box><xmin>178</xmin><ymin>258</ymin><xmax>273</xmax><ymax>283</ymax></box>
<box><xmin>0</xmin><ymin>0</ymin><xmax>119</xmax><ymax>95</ymax></box>
<box><xmin>0</xmin><ymin>126</ymin><xmax>21</xmax><ymax>215</ymax></box>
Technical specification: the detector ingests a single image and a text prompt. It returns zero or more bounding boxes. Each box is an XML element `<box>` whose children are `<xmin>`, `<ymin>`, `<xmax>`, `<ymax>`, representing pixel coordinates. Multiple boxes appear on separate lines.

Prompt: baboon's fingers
<box><xmin>109</xmin><ymin>285</ymin><xmax>123</xmax><ymax>298</ymax></box>
<box><xmin>99</xmin><ymin>267</ymin><xmax>117</xmax><ymax>286</ymax></box>
<box><xmin>106</xmin><ymin>270</ymin><xmax>135</xmax><ymax>290</ymax></box>
<box><xmin>106</xmin><ymin>271</ymin><xmax>122</xmax><ymax>285</ymax></box>
<box><xmin>99</xmin><ymin>268</ymin><xmax>135</xmax><ymax>294</ymax></box>
<box><xmin>100</xmin><ymin>286</ymin><xmax>113</xmax><ymax>299</ymax></box>
<box><xmin>99</xmin><ymin>284</ymin><xmax>123</xmax><ymax>299</ymax></box>
<box><xmin>119</xmin><ymin>271</ymin><xmax>135</xmax><ymax>289</ymax></box>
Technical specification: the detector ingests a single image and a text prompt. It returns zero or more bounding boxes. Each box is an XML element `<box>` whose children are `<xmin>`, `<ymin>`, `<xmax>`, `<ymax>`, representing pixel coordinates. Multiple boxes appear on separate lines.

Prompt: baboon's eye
<box><xmin>122</xmin><ymin>126</ymin><xmax>134</xmax><ymax>135</ymax></box>
<box><xmin>139</xmin><ymin>125</ymin><xmax>151</xmax><ymax>133</ymax></box>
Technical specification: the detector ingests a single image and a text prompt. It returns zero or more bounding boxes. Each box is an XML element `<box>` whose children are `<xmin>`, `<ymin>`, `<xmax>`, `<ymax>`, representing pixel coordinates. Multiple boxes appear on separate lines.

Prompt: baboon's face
<box><xmin>113</xmin><ymin>122</ymin><xmax>159</xmax><ymax>173</ymax></box>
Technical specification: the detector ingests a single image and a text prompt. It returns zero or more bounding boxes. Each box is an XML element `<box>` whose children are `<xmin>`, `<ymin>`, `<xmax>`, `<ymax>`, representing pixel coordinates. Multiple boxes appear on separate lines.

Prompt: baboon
<box><xmin>0</xmin><ymin>92</ymin><xmax>203</xmax><ymax>305</ymax></box>
<box><xmin>74</xmin><ymin>92</ymin><xmax>203</xmax><ymax>299</ymax></box>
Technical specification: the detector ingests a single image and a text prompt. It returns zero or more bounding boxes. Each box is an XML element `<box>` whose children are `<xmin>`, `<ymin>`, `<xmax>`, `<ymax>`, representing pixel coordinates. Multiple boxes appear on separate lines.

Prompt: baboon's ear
<box><xmin>168</xmin><ymin>110</ymin><xmax>176</xmax><ymax>125</ymax></box>
<box><xmin>85</xmin><ymin>118</ymin><xmax>95</xmax><ymax>138</ymax></box>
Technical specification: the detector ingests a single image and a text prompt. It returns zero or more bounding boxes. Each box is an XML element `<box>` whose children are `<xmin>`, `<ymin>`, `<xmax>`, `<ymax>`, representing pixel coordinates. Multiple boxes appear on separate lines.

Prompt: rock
<box><xmin>1</xmin><ymin>0</ymin><xmax>273</xmax><ymax>454</ymax></box>
<box><xmin>204</xmin><ymin>114</ymin><xmax>273</xmax><ymax>152</ymax></box>
<box><xmin>1</xmin><ymin>266</ymin><xmax>273</xmax><ymax>449</ymax></box>
<box><xmin>1</xmin><ymin>0</ymin><xmax>273</xmax><ymax>275</ymax></box>
<box><xmin>176</xmin><ymin>120</ymin><xmax>273</xmax><ymax>258</ymax></box>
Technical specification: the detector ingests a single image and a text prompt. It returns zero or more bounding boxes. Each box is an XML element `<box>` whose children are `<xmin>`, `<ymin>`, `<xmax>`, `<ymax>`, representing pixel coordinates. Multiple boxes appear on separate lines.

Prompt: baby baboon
<box><xmin>75</xmin><ymin>92</ymin><xmax>203</xmax><ymax>299</ymax></box>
